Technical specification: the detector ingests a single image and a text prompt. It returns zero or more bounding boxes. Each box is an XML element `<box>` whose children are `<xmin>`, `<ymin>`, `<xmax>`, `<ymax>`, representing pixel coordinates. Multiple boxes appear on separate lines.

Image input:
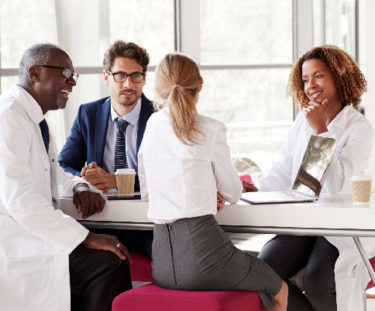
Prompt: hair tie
<box><xmin>172</xmin><ymin>84</ymin><xmax>183</xmax><ymax>91</ymax></box>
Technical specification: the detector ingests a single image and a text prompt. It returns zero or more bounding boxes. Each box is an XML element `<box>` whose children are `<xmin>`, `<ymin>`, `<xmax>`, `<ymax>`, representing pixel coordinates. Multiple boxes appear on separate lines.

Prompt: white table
<box><xmin>59</xmin><ymin>193</ymin><xmax>375</xmax><ymax>284</ymax></box>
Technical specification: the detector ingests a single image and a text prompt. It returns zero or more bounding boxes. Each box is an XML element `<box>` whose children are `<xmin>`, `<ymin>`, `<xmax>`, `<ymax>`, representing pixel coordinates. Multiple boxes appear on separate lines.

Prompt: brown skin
<box><xmin>82</xmin><ymin>161</ymin><xmax>116</xmax><ymax>192</ymax></box>
<box><xmin>83</xmin><ymin>232</ymin><xmax>132</xmax><ymax>263</ymax></box>
<box><xmin>18</xmin><ymin>48</ymin><xmax>130</xmax><ymax>261</ymax></box>
<box><xmin>242</xmin><ymin>180</ymin><xmax>258</xmax><ymax>193</ymax></box>
<box><xmin>301</xmin><ymin>59</ymin><xmax>343</xmax><ymax>134</ymax></box>
<box><xmin>81</xmin><ymin>57</ymin><xmax>147</xmax><ymax>191</ymax></box>
<box><xmin>72</xmin><ymin>183</ymin><xmax>105</xmax><ymax>219</ymax></box>
<box><xmin>217</xmin><ymin>192</ymin><xmax>226</xmax><ymax>212</ymax></box>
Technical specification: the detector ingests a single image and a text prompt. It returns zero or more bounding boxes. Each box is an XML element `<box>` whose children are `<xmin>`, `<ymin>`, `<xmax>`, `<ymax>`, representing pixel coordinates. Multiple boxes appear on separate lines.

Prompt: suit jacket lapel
<box><xmin>95</xmin><ymin>97</ymin><xmax>111</xmax><ymax>166</ymax></box>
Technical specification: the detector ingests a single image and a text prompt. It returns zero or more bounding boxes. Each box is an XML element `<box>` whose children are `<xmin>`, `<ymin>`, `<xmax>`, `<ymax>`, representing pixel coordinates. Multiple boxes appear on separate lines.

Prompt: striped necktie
<box><xmin>114</xmin><ymin>118</ymin><xmax>129</xmax><ymax>170</ymax></box>
<box><xmin>39</xmin><ymin>119</ymin><xmax>50</xmax><ymax>153</ymax></box>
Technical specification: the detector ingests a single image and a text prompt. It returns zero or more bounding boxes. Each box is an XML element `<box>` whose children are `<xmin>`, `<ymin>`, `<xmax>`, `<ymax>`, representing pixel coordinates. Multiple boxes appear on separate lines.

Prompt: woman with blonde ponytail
<box><xmin>138</xmin><ymin>53</ymin><xmax>287</xmax><ymax>311</ymax></box>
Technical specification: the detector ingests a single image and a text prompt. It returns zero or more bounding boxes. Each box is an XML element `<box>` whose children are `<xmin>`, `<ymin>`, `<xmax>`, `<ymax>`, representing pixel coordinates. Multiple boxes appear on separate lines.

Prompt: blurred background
<box><xmin>2</xmin><ymin>0</ymin><xmax>375</xmax><ymax>179</ymax></box>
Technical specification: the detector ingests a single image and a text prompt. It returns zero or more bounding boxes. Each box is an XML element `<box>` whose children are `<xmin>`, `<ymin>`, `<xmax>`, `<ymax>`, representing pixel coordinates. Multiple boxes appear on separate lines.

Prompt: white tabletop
<box><xmin>59</xmin><ymin>193</ymin><xmax>375</xmax><ymax>236</ymax></box>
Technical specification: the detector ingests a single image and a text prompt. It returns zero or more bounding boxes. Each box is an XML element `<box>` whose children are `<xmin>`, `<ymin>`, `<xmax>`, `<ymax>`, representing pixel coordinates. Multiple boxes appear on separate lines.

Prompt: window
<box><xmin>198</xmin><ymin>0</ymin><xmax>293</xmax><ymax>172</ymax></box>
<box><xmin>0</xmin><ymin>0</ymin><xmax>358</xmax><ymax>173</ymax></box>
<box><xmin>0</xmin><ymin>0</ymin><xmax>57</xmax><ymax>68</ymax></box>
<box><xmin>313</xmin><ymin>0</ymin><xmax>357</xmax><ymax>59</ymax></box>
<box><xmin>200</xmin><ymin>0</ymin><xmax>292</xmax><ymax>65</ymax></box>
<box><xmin>109</xmin><ymin>0</ymin><xmax>174</xmax><ymax>66</ymax></box>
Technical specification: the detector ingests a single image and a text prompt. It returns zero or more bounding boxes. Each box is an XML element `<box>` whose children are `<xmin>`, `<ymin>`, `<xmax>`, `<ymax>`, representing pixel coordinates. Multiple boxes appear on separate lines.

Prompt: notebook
<box><xmin>241</xmin><ymin>135</ymin><xmax>337</xmax><ymax>204</ymax></box>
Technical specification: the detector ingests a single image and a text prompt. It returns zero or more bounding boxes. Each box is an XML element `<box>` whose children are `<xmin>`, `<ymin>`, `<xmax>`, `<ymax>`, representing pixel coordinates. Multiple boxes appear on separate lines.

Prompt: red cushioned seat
<box><xmin>129</xmin><ymin>251</ymin><xmax>153</xmax><ymax>282</ymax></box>
<box><xmin>366</xmin><ymin>257</ymin><xmax>375</xmax><ymax>290</ymax></box>
<box><xmin>112</xmin><ymin>283</ymin><xmax>266</xmax><ymax>311</ymax></box>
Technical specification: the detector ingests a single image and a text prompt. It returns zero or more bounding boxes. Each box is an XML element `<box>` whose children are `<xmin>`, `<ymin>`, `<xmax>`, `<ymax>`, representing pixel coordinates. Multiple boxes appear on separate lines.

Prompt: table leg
<box><xmin>353</xmin><ymin>237</ymin><xmax>375</xmax><ymax>285</ymax></box>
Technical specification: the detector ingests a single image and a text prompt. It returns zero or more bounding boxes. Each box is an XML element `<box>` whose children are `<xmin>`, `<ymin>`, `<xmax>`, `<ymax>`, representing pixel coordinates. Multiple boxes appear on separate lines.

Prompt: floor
<box><xmin>228</xmin><ymin>233</ymin><xmax>375</xmax><ymax>311</ymax></box>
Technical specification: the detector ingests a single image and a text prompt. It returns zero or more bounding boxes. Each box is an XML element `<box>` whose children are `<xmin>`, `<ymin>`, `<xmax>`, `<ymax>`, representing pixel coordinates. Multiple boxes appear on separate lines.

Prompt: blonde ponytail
<box><xmin>154</xmin><ymin>53</ymin><xmax>204</xmax><ymax>145</ymax></box>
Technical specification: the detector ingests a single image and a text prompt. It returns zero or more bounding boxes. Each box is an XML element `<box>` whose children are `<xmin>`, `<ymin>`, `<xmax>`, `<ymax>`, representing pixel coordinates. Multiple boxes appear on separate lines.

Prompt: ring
<box><xmin>116</xmin><ymin>242</ymin><xmax>121</xmax><ymax>248</ymax></box>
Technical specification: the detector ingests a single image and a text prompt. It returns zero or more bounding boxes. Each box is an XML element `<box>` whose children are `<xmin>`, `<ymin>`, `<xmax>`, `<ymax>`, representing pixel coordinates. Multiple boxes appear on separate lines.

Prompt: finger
<box><xmin>111</xmin><ymin>243</ymin><xmax>127</xmax><ymax>261</ymax></box>
<box><xmin>309</xmin><ymin>102</ymin><xmax>320</xmax><ymax>107</ymax></box>
<box><xmin>321</xmin><ymin>98</ymin><xmax>328</xmax><ymax>106</ymax></box>
<box><xmin>89</xmin><ymin>194</ymin><xmax>103</xmax><ymax>216</ymax></box>
<box><xmin>84</xmin><ymin>175</ymin><xmax>103</xmax><ymax>186</ymax></box>
<box><xmin>87</xmin><ymin>181</ymin><xmax>107</xmax><ymax>191</ymax></box>
<box><xmin>99</xmin><ymin>196</ymin><xmax>106</xmax><ymax>212</ymax></box>
<box><xmin>81</xmin><ymin>166</ymin><xmax>88</xmax><ymax>177</ymax></box>
<box><xmin>77</xmin><ymin>192</ymin><xmax>90</xmax><ymax>219</ymax></box>
<box><xmin>217</xmin><ymin>202</ymin><xmax>225</xmax><ymax>212</ymax></box>
<box><xmin>118</xmin><ymin>243</ymin><xmax>133</xmax><ymax>263</ymax></box>
<box><xmin>74</xmin><ymin>194</ymin><xmax>83</xmax><ymax>213</ymax></box>
<box><xmin>85</xmin><ymin>174</ymin><xmax>106</xmax><ymax>185</ymax></box>
<box><xmin>85</xmin><ymin>169</ymin><xmax>100</xmax><ymax>177</ymax></box>
<box><xmin>86</xmin><ymin>195</ymin><xmax>97</xmax><ymax>218</ymax></box>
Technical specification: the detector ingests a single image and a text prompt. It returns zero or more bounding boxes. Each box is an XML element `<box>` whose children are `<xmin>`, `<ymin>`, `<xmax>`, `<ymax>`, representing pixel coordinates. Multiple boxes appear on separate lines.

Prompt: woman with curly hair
<box><xmin>251</xmin><ymin>45</ymin><xmax>373</xmax><ymax>311</ymax></box>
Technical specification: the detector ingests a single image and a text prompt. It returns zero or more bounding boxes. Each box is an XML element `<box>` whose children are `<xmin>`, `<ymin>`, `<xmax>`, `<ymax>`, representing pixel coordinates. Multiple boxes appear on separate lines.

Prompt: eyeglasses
<box><xmin>35</xmin><ymin>65</ymin><xmax>79</xmax><ymax>82</ymax></box>
<box><xmin>107</xmin><ymin>71</ymin><xmax>145</xmax><ymax>83</ymax></box>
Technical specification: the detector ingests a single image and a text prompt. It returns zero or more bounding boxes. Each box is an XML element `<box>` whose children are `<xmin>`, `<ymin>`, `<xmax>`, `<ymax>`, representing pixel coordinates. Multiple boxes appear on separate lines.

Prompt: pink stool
<box><xmin>366</xmin><ymin>257</ymin><xmax>375</xmax><ymax>292</ymax></box>
<box><xmin>112</xmin><ymin>283</ymin><xmax>266</xmax><ymax>311</ymax></box>
<box><xmin>129</xmin><ymin>251</ymin><xmax>153</xmax><ymax>282</ymax></box>
<box><xmin>114</xmin><ymin>252</ymin><xmax>266</xmax><ymax>311</ymax></box>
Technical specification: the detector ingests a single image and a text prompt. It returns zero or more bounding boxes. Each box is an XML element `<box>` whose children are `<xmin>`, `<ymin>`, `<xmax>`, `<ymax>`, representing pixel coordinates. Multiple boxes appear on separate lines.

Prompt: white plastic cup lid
<box><xmin>115</xmin><ymin>168</ymin><xmax>136</xmax><ymax>175</ymax></box>
<box><xmin>351</xmin><ymin>175</ymin><xmax>372</xmax><ymax>181</ymax></box>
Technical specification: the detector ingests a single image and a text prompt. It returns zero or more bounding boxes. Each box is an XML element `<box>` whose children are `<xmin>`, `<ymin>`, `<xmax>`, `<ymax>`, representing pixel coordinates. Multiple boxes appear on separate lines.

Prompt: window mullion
<box><xmin>179</xmin><ymin>0</ymin><xmax>200</xmax><ymax>63</ymax></box>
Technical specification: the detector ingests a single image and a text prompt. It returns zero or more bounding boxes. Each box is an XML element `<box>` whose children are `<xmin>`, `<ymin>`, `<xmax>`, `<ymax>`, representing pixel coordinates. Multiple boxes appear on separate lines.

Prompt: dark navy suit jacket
<box><xmin>58</xmin><ymin>94</ymin><xmax>154</xmax><ymax>191</ymax></box>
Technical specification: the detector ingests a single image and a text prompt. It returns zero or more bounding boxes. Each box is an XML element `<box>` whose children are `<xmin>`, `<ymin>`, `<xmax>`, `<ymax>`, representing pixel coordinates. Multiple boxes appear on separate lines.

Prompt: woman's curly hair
<box><xmin>287</xmin><ymin>45</ymin><xmax>367</xmax><ymax>108</ymax></box>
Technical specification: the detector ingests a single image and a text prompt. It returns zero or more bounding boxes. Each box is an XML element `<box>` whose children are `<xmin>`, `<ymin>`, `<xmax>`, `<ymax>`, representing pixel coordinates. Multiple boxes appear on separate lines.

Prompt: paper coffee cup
<box><xmin>351</xmin><ymin>175</ymin><xmax>372</xmax><ymax>206</ymax></box>
<box><xmin>115</xmin><ymin>168</ymin><xmax>136</xmax><ymax>195</ymax></box>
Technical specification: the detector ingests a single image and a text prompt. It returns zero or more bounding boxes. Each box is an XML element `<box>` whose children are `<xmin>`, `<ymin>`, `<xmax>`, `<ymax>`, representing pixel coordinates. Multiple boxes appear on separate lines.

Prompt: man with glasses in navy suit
<box><xmin>59</xmin><ymin>40</ymin><xmax>154</xmax><ymax>257</ymax></box>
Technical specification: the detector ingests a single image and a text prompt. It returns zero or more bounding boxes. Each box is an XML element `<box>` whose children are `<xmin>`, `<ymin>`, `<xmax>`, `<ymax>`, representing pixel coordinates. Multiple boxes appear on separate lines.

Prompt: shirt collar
<box><xmin>110</xmin><ymin>97</ymin><xmax>142</xmax><ymax>126</ymax></box>
<box><xmin>327</xmin><ymin>105</ymin><xmax>351</xmax><ymax>131</ymax></box>
<box><xmin>9</xmin><ymin>85</ymin><xmax>44</xmax><ymax>125</ymax></box>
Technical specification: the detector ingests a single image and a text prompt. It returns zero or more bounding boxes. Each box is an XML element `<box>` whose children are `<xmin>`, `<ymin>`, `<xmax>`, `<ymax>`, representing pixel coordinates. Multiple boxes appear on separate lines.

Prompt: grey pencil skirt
<box><xmin>152</xmin><ymin>214</ymin><xmax>282</xmax><ymax>311</ymax></box>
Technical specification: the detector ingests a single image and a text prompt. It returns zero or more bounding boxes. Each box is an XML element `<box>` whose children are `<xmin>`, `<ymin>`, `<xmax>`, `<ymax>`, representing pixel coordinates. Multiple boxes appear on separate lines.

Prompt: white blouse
<box><xmin>259</xmin><ymin>105</ymin><xmax>373</xmax><ymax>194</ymax></box>
<box><xmin>138</xmin><ymin>108</ymin><xmax>242</xmax><ymax>224</ymax></box>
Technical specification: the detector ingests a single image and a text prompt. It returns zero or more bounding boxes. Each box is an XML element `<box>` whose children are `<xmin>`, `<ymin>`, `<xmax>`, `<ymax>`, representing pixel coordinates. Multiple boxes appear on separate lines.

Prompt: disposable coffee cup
<box><xmin>115</xmin><ymin>168</ymin><xmax>136</xmax><ymax>195</ymax></box>
<box><xmin>351</xmin><ymin>175</ymin><xmax>372</xmax><ymax>206</ymax></box>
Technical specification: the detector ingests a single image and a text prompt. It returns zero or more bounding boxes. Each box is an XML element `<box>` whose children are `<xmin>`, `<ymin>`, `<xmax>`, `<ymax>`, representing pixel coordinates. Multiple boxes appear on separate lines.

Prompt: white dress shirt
<box><xmin>258</xmin><ymin>105</ymin><xmax>375</xmax><ymax>311</ymax></box>
<box><xmin>102</xmin><ymin>98</ymin><xmax>141</xmax><ymax>174</ymax></box>
<box><xmin>138</xmin><ymin>108</ymin><xmax>242</xmax><ymax>224</ymax></box>
<box><xmin>0</xmin><ymin>85</ymin><xmax>89</xmax><ymax>311</ymax></box>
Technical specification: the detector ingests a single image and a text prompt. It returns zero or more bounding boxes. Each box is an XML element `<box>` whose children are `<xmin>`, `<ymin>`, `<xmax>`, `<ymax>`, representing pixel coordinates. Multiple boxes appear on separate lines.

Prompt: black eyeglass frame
<box><xmin>106</xmin><ymin>70</ymin><xmax>146</xmax><ymax>83</ymax></box>
<box><xmin>35</xmin><ymin>65</ymin><xmax>79</xmax><ymax>82</ymax></box>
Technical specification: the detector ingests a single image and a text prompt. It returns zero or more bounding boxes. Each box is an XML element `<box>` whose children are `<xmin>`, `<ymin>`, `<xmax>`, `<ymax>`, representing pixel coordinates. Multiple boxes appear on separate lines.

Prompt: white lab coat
<box><xmin>0</xmin><ymin>85</ymin><xmax>89</xmax><ymax>311</ymax></box>
<box><xmin>259</xmin><ymin>105</ymin><xmax>375</xmax><ymax>311</ymax></box>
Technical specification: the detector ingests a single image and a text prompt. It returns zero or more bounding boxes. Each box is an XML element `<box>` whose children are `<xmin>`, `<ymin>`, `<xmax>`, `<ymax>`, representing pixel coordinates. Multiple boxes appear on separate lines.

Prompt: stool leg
<box><xmin>363</xmin><ymin>290</ymin><xmax>367</xmax><ymax>311</ymax></box>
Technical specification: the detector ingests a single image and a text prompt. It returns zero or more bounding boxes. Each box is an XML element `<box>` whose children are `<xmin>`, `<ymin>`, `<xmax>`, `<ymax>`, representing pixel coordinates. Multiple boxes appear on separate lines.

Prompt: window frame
<box><xmin>0</xmin><ymin>0</ymin><xmax>359</xmax><ymax>142</ymax></box>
